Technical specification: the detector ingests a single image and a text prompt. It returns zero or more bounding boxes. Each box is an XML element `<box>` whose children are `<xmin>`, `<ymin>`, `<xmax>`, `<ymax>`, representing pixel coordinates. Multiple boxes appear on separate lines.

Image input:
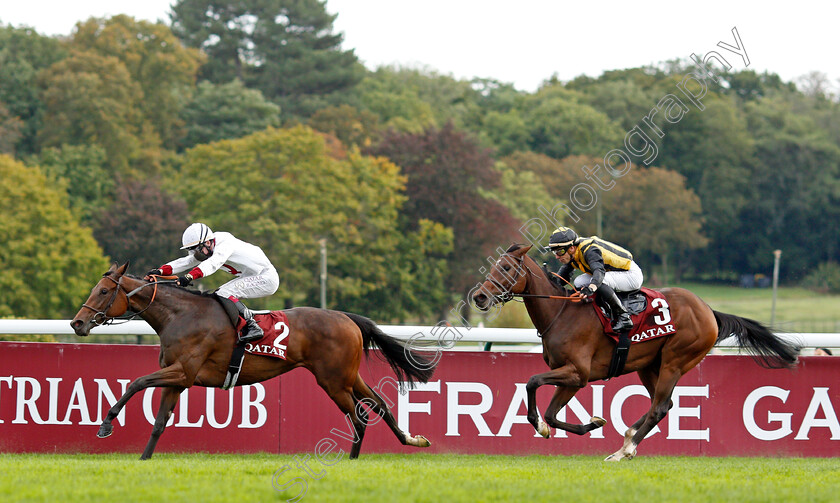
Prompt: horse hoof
<box><xmin>97</xmin><ymin>424</ymin><xmax>113</xmax><ymax>438</ymax></box>
<box><xmin>537</xmin><ymin>420</ymin><xmax>550</xmax><ymax>438</ymax></box>
<box><xmin>413</xmin><ymin>435</ymin><xmax>431</xmax><ymax>448</ymax></box>
<box><xmin>590</xmin><ymin>416</ymin><xmax>607</xmax><ymax>428</ymax></box>
<box><xmin>604</xmin><ymin>453</ymin><xmax>621</xmax><ymax>462</ymax></box>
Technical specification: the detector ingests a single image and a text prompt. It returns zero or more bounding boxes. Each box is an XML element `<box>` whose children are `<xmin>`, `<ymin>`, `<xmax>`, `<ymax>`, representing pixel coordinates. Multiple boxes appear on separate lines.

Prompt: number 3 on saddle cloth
<box><xmin>234</xmin><ymin>311</ymin><xmax>290</xmax><ymax>360</ymax></box>
<box><xmin>592</xmin><ymin>287</ymin><xmax>677</xmax><ymax>379</ymax></box>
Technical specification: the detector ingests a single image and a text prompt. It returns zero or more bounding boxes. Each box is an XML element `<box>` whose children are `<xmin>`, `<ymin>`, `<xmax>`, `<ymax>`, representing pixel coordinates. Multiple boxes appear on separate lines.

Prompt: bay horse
<box><xmin>472</xmin><ymin>244</ymin><xmax>800</xmax><ymax>461</ymax></box>
<box><xmin>70</xmin><ymin>262</ymin><xmax>435</xmax><ymax>460</ymax></box>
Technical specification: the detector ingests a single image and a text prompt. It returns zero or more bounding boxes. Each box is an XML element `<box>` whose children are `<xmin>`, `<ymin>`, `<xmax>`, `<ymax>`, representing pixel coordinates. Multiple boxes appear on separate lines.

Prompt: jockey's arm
<box><xmin>557</xmin><ymin>264</ymin><xmax>574</xmax><ymax>283</ymax></box>
<box><xmin>583</xmin><ymin>247</ymin><xmax>606</xmax><ymax>288</ymax></box>
<box><xmin>162</xmin><ymin>255</ymin><xmax>200</xmax><ymax>276</ymax></box>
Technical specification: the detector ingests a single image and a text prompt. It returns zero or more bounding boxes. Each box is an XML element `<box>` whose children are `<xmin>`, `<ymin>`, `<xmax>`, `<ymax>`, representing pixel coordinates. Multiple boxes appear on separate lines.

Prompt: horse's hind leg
<box><xmin>352</xmin><ymin>375</ymin><xmax>431</xmax><ymax>448</ymax></box>
<box><xmin>140</xmin><ymin>386</ymin><xmax>184</xmax><ymax>460</ymax></box>
<box><xmin>618</xmin><ymin>367</ymin><xmax>672</xmax><ymax>452</ymax></box>
<box><xmin>605</xmin><ymin>367</ymin><xmax>681</xmax><ymax>462</ymax></box>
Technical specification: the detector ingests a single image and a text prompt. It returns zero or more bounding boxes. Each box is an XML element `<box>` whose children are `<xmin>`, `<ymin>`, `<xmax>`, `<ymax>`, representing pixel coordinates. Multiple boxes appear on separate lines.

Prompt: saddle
<box><xmin>598</xmin><ymin>289</ymin><xmax>647</xmax><ymax>318</ymax></box>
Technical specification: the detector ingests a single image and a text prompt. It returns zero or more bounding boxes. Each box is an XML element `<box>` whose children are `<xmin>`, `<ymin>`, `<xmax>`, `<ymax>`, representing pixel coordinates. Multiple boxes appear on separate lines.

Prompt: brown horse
<box><xmin>70</xmin><ymin>262</ymin><xmax>435</xmax><ymax>460</ymax></box>
<box><xmin>472</xmin><ymin>244</ymin><xmax>800</xmax><ymax>461</ymax></box>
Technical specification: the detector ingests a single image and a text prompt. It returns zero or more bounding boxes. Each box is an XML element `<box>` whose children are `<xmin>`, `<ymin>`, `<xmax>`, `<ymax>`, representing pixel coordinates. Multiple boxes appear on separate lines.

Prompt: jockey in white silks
<box><xmin>148</xmin><ymin>223</ymin><xmax>279</xmax><ymax>343</ymax></box>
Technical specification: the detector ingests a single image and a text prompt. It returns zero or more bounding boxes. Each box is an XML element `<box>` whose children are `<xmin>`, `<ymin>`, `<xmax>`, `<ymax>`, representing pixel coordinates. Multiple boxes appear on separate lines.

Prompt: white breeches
<box><xmin>573</xmin><ymin>262</ymin><xmax>644</xmax><ymax>292</ymax></box>
<box><xmin>216</xmin><ymin>269</ymin><xmax>280</xmax><ymax>300</ymax></box>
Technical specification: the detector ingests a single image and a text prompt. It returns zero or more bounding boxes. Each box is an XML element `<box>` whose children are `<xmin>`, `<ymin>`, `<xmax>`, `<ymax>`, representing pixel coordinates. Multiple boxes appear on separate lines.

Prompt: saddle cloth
<box><xmin>593</xmin><ymin>287</ymin><xmax>676</xmax><ymax>345</ymax></box>
<box><xmin>241</xmin><ymin>311</ymin><xmax>290</xmax><ymax>360</ymax></box>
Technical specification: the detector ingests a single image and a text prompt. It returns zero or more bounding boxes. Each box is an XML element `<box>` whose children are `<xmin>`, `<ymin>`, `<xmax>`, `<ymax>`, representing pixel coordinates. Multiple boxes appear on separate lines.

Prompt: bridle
<box><xmin>485</xmin><ymin>253</ymin><xmax>582</xmax><ymax>305</ymax></box>
<box><xmin>80</xmin><ymin>275</ymin><xmax>175</xmax><ymax>326</ymax></box>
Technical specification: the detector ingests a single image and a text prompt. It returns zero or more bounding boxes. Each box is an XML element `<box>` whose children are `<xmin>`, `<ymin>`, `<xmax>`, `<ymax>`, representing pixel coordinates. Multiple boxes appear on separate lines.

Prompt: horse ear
<box><xmin>116</xmin><ymin>261</ymin><xmax>130</xmax><ymax>276</ymax></box>
<box><xmin>513</xmin><ymin>244</ymin><xmax>532</xmax><ymax>256</ymax></box>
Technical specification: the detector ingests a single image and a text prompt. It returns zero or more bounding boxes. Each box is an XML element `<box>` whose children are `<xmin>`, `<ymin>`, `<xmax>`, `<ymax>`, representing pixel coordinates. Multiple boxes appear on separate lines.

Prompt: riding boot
<box><xmin>597</xmin><ymin>284</ymin><xmax>633</xmax><ymax>332</ymax></box>
<box><xmin>234</xmin><ymin>300</ymin><xmax>264</xmax><ymax>344</ymax></box>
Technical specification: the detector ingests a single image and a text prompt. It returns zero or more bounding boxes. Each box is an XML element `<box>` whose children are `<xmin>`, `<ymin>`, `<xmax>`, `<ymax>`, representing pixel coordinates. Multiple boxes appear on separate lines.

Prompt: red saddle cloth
<box><xmin>241</xmin><ymin>310</ymin><xmax>290</xmax><ymax>360</ymax></box>
<box><xmin>593</xmin><ymin>287</ymin><xmax>676</xmax><ymax>345</ymax></box>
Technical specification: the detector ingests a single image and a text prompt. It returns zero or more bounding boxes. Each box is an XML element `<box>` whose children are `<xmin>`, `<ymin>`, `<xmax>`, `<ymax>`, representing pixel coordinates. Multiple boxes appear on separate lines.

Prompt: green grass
<box><xmin>1</xmin><ymin>453</ymin><xmax>838</xmax><ymax>502</ymax></box>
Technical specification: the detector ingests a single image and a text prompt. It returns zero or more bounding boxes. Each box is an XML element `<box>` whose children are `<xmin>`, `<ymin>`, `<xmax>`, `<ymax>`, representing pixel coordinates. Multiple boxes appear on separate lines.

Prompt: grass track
<box><xmin>1</xmin><ymin>453</ymin><xmax>838</xmax><ymax>502</ymax></box>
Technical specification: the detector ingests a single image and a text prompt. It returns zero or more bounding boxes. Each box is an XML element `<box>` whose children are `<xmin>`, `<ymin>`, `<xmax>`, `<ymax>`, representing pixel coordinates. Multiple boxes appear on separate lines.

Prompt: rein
<box><xmin>492</xmin><ymin>254</ymin><xmax>583</xmax><ymax>302</ymax></box>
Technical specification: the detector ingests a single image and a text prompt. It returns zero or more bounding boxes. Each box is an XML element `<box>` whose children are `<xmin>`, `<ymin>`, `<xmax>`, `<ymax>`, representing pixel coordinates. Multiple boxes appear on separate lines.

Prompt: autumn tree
<box><xmin>69</xmin><ymin>15</ymin><xmax>205</xmax><ymax>150</ymax></box>
<box><xmin>37</xmin><ymin>50</ymin><xmax>143</xmax><ymax>174</ymax></box>
<box><xmin>601</xmin><ymin>166</ymin><xmax>707</xmax><ymax>283</ymax></box>
<box><xmin>368</xmin><ymin>122</ymin><xmax>522</xmax><ymax>295</ymax></box>
<box><xmin>173</xmin><ymin>126</ymin><xmax>451</xmax><ymax>319</ymax></box>
<box><xmin>92</xmin><ymin>179</ymin><xmax>192</xmax><ymax>274</ymax></box>
<box><xmin>0</xmin><ymin>155</ymin><xmax>109</xmax><ymax>317</ymax></box>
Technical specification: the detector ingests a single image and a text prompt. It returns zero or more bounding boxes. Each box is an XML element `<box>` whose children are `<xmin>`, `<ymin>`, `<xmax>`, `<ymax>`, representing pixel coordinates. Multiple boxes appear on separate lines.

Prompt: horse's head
<box><xmin>472</xmin><ymin>244</ymin><xmax>532</xmax><ymax>311</ymax></box>
<box><xmin>70</xmin><ymin>262</ymin><xmax>132</xmax><ymax>336</ymax></box>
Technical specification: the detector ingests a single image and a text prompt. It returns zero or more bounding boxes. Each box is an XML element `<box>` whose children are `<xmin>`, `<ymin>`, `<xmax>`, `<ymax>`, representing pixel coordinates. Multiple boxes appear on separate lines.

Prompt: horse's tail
<box><xmin>713</xmin><ymin>311</ymin><xmax>800</xmax><ymax>369</ymax></box>
<box><xmin>341</xmin><ymin>312</ymin><xmax>437</xmax><ymax>389</ymax></box>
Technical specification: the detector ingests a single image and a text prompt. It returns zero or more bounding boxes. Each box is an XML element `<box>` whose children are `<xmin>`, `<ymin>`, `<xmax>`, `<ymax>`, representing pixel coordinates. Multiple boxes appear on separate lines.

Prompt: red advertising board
<box><xmin>1</xmin><ymin>342</ymin><xmax>837</xmax><ymax>458</ymax></box>
<box><xmin>280</xmin><ymin>351</ymin><xmax>840</xmax><ymax>458</ymax></box>
<box><xmin>0</xmin><ymin>342</ymin><xmax>279</xmax><ymax>454</ymax></box>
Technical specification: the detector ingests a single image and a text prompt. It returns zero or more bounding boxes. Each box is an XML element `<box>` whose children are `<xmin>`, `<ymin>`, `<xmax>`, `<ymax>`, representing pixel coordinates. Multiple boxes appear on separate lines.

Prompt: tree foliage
<box><xmin>179</xmin><ymin>79</ymin><xmax>280</xmax><ymax>150</ymax></box>
<box><xmin>0</xmin><ymin>25</ymin><xmax>67</xmax><ymax>155</ymax></box>
<box><xmin>92</xmin><ymin>179</ymin><xmax>192</xmax><ymax>274</ymax></box>
<box><xmin>174</xmin><ymin>126</ymin><xmax>451</xmax><ymax>318</ymax></box>
<box><xmin>69</xmin><ymin>15</ymin><xmax>205</xmax><ymax>150</ymax></box>
<box><xmin>368</xmin><ymin>123</ymin><xmax>521</xmax><ymax>293</ymax></box>
<box><xmin>170</xmin><ymin>0</ymin><xmax>362</xmax><ymax>118</ymax></box>
<box><xmin>0</xmin><ymin>155</ymin><xmax>109</xmax><ymax>318</ymax></box>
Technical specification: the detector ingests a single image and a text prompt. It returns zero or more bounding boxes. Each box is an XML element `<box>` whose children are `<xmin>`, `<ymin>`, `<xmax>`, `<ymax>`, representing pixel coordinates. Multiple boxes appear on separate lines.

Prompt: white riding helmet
<box><xmin>181</xmin><ymin>223</ymin><xmax>215</xmax><ymax>250</ymax></box>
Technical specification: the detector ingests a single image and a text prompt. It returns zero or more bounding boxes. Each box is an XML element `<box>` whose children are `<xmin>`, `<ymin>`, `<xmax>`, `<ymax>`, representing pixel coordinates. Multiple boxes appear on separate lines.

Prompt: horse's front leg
<box><xmin>140</xmin><ymin>386</ymin><xmax>184</xmax><ymax>460</ymax></box>
<box><xmin>98</xmin><ymin>363</ymin><xmax>190</xmax><ymax>439</ymax></box>
<box><xmin>525</xmin><ymin>364</ymin><xmax>589</xmax><ymax>438</ymax></box>
<box><xmin>544</xmin><ymin>386</ymin><xmax>607</xmax><ymax>435</ymax></box>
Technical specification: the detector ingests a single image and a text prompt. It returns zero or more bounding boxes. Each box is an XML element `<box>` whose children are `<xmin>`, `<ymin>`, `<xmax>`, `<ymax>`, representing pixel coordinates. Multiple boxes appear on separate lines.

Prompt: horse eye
<box><xmin>100</xmin><ymin>288</ymin><xmax>109</xmax><ymax>295</ymax></box>
<box><xmin>503</xmin><ymin>265</ymin><xmax>511</xmax><ymax>271</ymax></box>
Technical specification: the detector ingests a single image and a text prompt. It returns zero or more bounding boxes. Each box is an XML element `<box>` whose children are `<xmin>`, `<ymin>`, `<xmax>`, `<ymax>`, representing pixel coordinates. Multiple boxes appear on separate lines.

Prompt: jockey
<box><xmin>147</xmin><ymin>223</ymin><xmax>279</xmax><ymax>344</ymax></box>
<box><xmin>547</xmin><ymin>227</ymin><xmax>643</xmax><ymax>332</ymax></box>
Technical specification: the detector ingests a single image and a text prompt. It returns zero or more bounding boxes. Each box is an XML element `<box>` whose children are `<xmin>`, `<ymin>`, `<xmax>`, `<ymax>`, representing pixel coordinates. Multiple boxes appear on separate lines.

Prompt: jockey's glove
<box><xmin>146</xmin><ymin>268</ymin><xmax>163</xmax><ymax>277</ymax></box>
<box><xmin>176</xmin><ymin>273</ymin><xmax>193</xmax><ymax>287</ymax></box>
<box><xmin>582</xmin><ymin>283</ymin><xmax>598</xmax><ymax>297</ymax></box>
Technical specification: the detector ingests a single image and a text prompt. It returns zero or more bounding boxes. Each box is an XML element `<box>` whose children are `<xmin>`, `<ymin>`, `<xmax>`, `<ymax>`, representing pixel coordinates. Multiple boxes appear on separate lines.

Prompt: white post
<box><xmin>771</xmin><ymin>249</ymin><xmax>782</xmax><ymax>326</ymax></box>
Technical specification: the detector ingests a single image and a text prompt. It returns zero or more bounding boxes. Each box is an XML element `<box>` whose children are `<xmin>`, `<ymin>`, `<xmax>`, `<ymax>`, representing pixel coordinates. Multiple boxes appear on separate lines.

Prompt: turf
<box><xmin>1</xmin><ymin>453</ymin><xmax>838</xmax><ymax>502</ymax></box>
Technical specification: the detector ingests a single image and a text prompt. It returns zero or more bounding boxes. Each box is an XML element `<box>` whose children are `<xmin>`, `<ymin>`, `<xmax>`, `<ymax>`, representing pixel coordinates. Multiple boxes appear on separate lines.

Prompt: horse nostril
<box><xmin>71</xmin><ymin>320</ymin><xmax>83</xmax><ymax>330</ymax></box>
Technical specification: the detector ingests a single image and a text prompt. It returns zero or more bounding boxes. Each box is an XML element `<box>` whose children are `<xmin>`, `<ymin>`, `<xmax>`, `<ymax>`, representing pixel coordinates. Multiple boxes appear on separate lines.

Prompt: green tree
<box><xmin>521</xmin><ymin>83</ymin><xmax>624</xmax><ymax>159</ymax></box>
<box><xmin>179</xmin><ymin>79</ymin><xmax>280</xmax><ymax>150</ymax></box>
<box><xmin>174</xmin><ymin>126</ymin><xmax>450</xmax><ymax>319</ymax></box>
<box><xmin>601</xmin><ymin>166</ymin><xmax>707</xmax><ymax>283</ymax></box>
<box><xmin>33</xmin><ymin>144</ymin><xmax>113</xmax><ymax>224</ymax></box>
<box><xmin>37</xmin><ymin>50</ymin><xmax>142</xmax><ymax>174</ymax></box>
<box><xmin>0</xmin><ymin>155</ymin><xmax>109</xmax><ymax>317</ymax></box>
<box><xmin>69</xmin><ymin>15</ymin><xmax>205</xmax><ymax>150</ymax></box>
<box><xmin>0</xmin><ymin>24</ymin><xmax>67</xmax><ymax>156</ymax></box>
<box><xmin>170</xmin><ymin>0</ymin><xmax>362</xmax><ymax>118</ymax></box>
